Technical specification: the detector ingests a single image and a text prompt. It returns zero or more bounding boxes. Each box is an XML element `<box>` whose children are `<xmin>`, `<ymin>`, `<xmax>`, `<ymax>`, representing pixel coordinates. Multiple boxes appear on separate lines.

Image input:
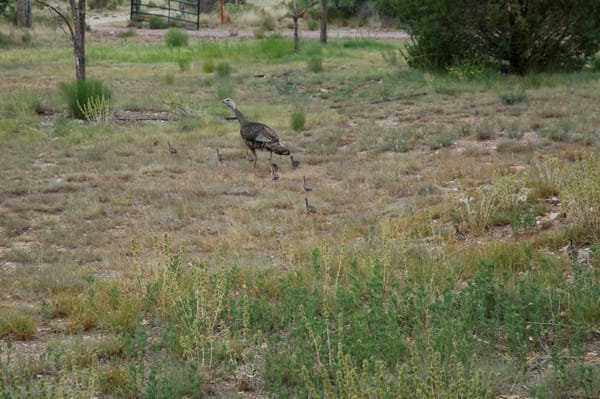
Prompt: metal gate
<box><xmin>131</xmin><ymin>0</ymin><xmax>201</xmax><ymax>30</ymax></box>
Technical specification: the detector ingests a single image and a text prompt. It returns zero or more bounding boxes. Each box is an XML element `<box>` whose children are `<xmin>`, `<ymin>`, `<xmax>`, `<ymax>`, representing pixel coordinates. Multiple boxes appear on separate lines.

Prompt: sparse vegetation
<box><xmin>1</xmin><ymin>17</ymin><xmax>600</xmax><ymax>399</ymax></box>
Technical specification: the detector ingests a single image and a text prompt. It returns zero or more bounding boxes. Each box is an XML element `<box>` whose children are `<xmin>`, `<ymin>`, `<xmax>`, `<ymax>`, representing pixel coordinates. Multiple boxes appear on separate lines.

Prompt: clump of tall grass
<box><xmin>215</xmin><ymin>62</ymin><xmax>231</xmax><ymax>78</ymax></box>
<box><xmin>500</xmin><ymin>89</ymin><xmax>527</xmax><ymax>105</ymax></box>
<box><xmin>0</xmin><ymin>307</ymin><xmax>38</xmax><ymax>340</ymax></box>
<box><xmin>290</xmin><ymin>110</ymin><xmax>306</xmax><ymax>131</ymax></box>
<box><xmin>561</xmin><ymin>152</ymin><xmax>600</xmax><ymax>232</ymax></box>
<box><xmin>165</xmin><ymin>28</ymin><xmax>188</xmax><ymax>48</ymax></box>
<box><xmin>202</xmin><ymin>59</ymin><xmax>215</xmax><ymax>73</ymax></box>
<box><xmin>60</xmin><ymin>79</ymin><xmax>113</xmax><ymax>121</ymax></box>
<box><xmin>307</xmin><ymin>56</ymin><xmax>323</xmax><ymax>72</ymax></box>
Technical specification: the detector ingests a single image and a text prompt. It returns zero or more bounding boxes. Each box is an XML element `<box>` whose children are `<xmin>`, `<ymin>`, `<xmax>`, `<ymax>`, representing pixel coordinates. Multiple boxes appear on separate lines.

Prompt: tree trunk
<box><xmin>320</xmin><ymin>0</ymin><xmax>327</xmax><ymax>44</ymax></box>
<box><xmin>292</xmin><ymin>0</ymin><xmax>298</xmax><ymax>53</ymax></box>
<box><xmin>69</xmin><ymin>0</ymin><xmax>86</xmax><ymax>80</ymax></box>
<box><xmin>16</xmin><ymin>0</ymin><xmax>32</xmax><ymax>28</ymax></box>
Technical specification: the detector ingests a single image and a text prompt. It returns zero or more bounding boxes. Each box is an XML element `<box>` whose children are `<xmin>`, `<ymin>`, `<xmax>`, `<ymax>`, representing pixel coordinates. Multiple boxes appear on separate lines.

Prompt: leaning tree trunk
<box><xmin>320</xmin><ymin>0</ymin><xmax>327</xmax><ymax>44</ymax></box>
<box><xmin>16</xmin><ymin>0</ymin><xmax>32</xmax><ymax>28</ymax></box>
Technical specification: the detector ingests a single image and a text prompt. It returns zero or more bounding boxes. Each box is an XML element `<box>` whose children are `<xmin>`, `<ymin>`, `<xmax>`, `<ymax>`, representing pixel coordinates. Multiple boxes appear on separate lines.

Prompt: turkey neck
<box><xmin>234</xmin><ymin>109</ymin><xmax>249</xmax><ymax>127</ymax></box>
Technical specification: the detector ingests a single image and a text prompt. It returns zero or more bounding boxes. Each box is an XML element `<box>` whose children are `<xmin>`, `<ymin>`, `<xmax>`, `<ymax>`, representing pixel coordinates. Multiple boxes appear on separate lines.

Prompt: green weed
<box><xmin>165</xmin><ymin>28</ymin><xmax>188</xmax><ymax>48</ymax></box>
<box><xmin>291</xmin><ymin>110</ymin><xmax>306</xmax><ymax>131</ymax></box>
<box><xmin>307</xmin><ymin>56</ymin><xmax>323</xmax><ymax>72</ymax></box>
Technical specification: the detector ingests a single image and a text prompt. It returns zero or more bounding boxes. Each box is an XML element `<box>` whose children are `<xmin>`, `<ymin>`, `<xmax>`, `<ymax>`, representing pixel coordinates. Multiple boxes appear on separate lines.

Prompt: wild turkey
<box><xmin>290</xmin><ymin>155</ymin><xmax>300</xmax><ymax>168</ymax></box>
<box><xmin>305</xmin><ymin>197</ymin><xmax>317</xmax><ymax>214</ymax></box>
<box><xmin>222</xmin><ymin>98</ymin><xmax>290</xmax><ymax>167</ymax></box>
<box><xmin>270</xmin><ymin>163</ymin><xmax>280</xmax><ymax>180</ymax></box>
<box><xmin>303</xmin><ymin>176</ymin><xmax>313</xmax><ymax>193</ymax></box>
<box><xmin>216</xmin><ymin>148</ymin><xmax>225</xmax><ymax>164</ymax></box>
<box><xmin>454</xmin><ymin>224</ymin><xmax>465</xmax><ymax>241</ymax></box>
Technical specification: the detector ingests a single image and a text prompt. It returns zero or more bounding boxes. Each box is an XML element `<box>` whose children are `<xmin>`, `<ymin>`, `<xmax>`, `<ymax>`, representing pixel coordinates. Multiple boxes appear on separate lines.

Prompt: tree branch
<box><xmin>35</xmin><ymin>0</ymin><xmax>76</xmax><ymax>45</ymax></box>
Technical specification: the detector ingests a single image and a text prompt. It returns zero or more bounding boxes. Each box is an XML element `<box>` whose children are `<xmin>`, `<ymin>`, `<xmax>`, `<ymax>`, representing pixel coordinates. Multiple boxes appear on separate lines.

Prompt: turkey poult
<box><xmin>222</xmin><ymin>98</ymin><xmax>290</xmax><ymax>167</ymax></box>
<box><xmin>305</xmin><ymin>197</ymin><xmax>317</xmax><ymax>214</ymax></box>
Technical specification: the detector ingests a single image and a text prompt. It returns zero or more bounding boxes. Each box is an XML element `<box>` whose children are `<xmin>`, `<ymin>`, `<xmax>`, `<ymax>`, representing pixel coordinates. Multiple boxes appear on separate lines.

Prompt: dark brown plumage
<box><xmin>305</xmin><ymin>197</ymin><xmax>317</xmax><ymax>214</ymax></box>
<box><xmin>303</xmin><ymin>176</ymin><xmax>313</xmax><ymax>193</ymax></box>
<box><xmin>270</xmin><ymin>163</ymin><xmax>279</xmax><ymax>180</ymax></box>
<box><xmin>222</xmin><ymin>98</ymin><xmax>290</xmax><ymax>167</ymax></box>
<box><xmin>290</xmin><ymin>155</ymin><xmax>300</xmax><ymax>168</ymax></box>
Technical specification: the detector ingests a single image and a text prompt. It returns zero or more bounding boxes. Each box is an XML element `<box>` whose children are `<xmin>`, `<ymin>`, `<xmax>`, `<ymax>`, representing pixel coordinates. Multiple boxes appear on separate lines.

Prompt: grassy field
<box><xmin>1</xmin><ymin>14</ymin><xmax>600</xmax><ymax>398</ymax></box>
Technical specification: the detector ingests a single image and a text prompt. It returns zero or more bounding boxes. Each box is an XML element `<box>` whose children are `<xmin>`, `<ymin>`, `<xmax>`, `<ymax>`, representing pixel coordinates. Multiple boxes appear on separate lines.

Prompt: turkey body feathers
<box><xmin>240</xmin><ymin>122</ymin><xmax>290</xmax><ymax>156</ymax></box>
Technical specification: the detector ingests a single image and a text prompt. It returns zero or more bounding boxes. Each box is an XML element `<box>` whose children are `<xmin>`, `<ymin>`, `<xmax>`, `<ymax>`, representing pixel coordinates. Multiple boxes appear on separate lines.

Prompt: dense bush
<box><xmin>378</xmin><ymin>0</ymin><xmax>600</xmax><ymax>74</ymax></box>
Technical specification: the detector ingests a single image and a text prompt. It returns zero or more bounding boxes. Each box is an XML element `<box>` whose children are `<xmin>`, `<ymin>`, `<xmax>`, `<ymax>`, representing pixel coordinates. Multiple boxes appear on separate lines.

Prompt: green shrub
<box><xmin>290</xmin><ymin>110</ymin><xmax>306</xmax><ymax>131</ymax></box>
<box><xmin>215</xmin><ymin>62</ymin><xmax>231</xmax><ymax>78</ymax></box>
<box><xmin>165</xmin><ymin>28</ymin><xmax>188</xmax><ymax>47</ymax></box>
<box><xmin>149</xmin><ymin>15</ymin><xmax>168</xmax><ymax>29</ymax></box>
<box><xmin>307</xmin><ymin>56</ymin><xmax>322</xmax><ymax>72</ymax></box>
<box><xmin>165</xmin><ymin>73</ymin><xmax>175</xmax><ymax>84</ymax></box>
<box><xmin>307</xmin><ymin>18</ymin><xmax>318</xmax><ymax>31</ymax></box>
<box><xmin>384</xmin><ymin>0</ymin><xmax>600</xmax><ymax>73</ymax></box>
<box><xmin>202</xmin><ymin>59</ymin><xmax>214</xmax><ymax>73</ymax></box>
<box><xmin>60</xmin><ymin>79</ymin><xmax>113</xmax><ymax>120</ymax></box>
<box><xmin>176</xmin><ymin>54</ymin><xmax>191</xmax><ymax>71</ymax></box>
<box><xmin>260</xmin><ymin>15</ymin><xmax>276</xmax><ymax>31</ymax></box>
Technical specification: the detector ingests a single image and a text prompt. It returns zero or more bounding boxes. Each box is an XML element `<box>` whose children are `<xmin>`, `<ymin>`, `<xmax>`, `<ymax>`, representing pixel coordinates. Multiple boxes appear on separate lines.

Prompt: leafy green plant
<box><xmin>60</xmin><ymin>79</ymin><xmax>113</xmax><ymax>120</ymax></box>
<box><xmin>307</xmin><ymin>18</ymin><xmax>318</xmax><ymax>31</ymax></box>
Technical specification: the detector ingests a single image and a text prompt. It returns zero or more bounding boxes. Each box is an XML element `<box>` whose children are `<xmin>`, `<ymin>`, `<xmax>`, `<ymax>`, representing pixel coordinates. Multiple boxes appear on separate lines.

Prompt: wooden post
<box><xmin>220</xmin><ymin>0</ymin><xmax>224</xmax><ymax>24</ymax></box>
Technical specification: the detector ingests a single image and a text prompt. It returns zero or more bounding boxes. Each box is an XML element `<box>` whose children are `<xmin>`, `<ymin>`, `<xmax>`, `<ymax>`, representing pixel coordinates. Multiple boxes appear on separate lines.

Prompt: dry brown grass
<box><xmin>1</xmin><ymin>11</ymin><xmax>600</xmax><ymax>396</ymax></box>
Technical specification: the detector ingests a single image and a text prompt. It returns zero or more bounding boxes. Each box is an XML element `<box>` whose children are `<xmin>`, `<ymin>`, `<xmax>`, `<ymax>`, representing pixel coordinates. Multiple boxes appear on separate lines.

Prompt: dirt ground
<box><xmin>88</xmin><ymin>9</ymin><xmax>410</xmax><ymax>40</ymax></box>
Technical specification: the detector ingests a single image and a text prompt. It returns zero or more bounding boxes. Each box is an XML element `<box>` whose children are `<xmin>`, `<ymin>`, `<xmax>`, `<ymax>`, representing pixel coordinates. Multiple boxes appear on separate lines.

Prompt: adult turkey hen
<box><xmin>222</xmin><ymin>98</ymin><xmax>290</xmax><ymax>167</ymax></box>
